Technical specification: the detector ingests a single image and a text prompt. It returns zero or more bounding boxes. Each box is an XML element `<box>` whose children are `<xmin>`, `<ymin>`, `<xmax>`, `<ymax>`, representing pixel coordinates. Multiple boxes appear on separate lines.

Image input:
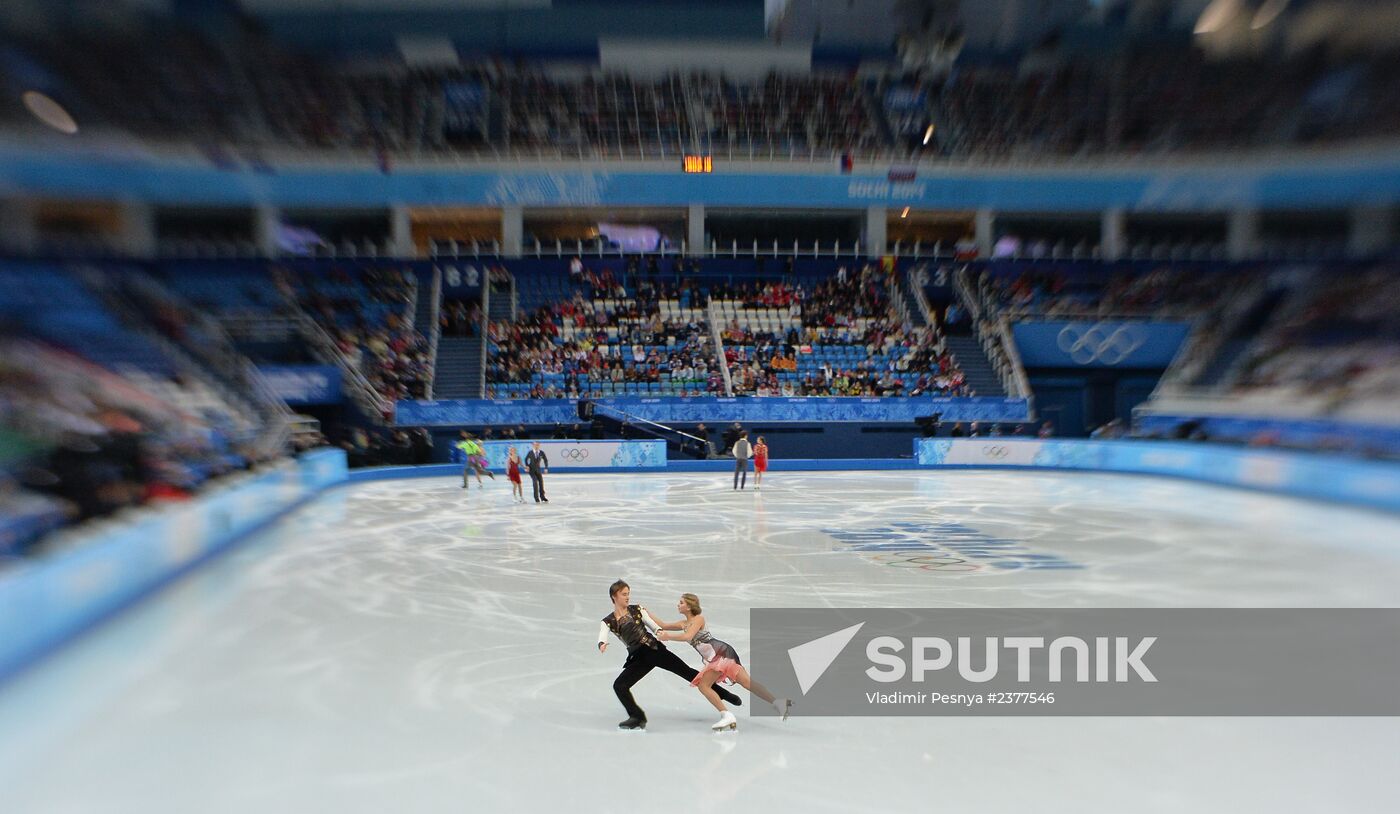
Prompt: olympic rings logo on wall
<box><xmin>1055</xmin><ymin>323</ymin><xmax>1146</xmax><ymax>365</ymax></box>
<box><xmin>981</xmin><ymin>445</ymin><xmax>1010</xmax><ymax>460</ymax></box>
<box><xmin>560</xmin><ymin>448</ymin><xmax>591</xmax><ymax>461</ymax></box>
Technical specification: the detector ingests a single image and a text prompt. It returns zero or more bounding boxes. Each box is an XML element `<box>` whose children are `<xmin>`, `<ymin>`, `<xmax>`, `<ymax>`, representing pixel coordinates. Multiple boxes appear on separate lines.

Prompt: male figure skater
<box><xmin>731</xmin><ymin>431</ymin><xmax>752</xmax><ymax>491</ymax></box>
<box><xmin>597</xmin><ymin>580</ymin><xmax>741</xmax><ymax>729</ymax></box>
<box><xmin>524</xmin><ymin>440</ymin><xmax>549</xmax><ymax>503</ymax></box>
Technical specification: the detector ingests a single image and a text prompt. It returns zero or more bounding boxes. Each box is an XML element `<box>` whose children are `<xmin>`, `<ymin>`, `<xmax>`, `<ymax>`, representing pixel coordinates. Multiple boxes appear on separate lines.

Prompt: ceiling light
<box><xmin>1252</xmin><ymin>0</ymin><xmax>1289</xmax><ymax>29</ymax></box>
<box><xmin>22</xmin><ymin>91</ymin><xmax>77</xmax><ymax>135</ymax></box>
<box><xmin>1195</xmin><ymin>0</ymin><xmax>1241</xmax><ymax>34</ymax></box>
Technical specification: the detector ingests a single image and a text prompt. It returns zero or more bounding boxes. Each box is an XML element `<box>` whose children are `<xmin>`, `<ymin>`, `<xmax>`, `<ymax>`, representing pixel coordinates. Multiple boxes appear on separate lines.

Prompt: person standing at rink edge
<box><xmin>524</xmin><ymin>440</ymin><xmax>549</xmax><ymax>503</ymax></box>
<box><xmin>732</xmin><ymin>431</ymin><xmax>752</xmax><ymax>491</ymax></box>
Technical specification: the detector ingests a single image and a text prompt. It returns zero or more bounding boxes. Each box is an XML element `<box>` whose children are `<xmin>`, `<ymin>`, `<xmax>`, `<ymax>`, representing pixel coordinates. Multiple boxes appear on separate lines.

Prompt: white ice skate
<box><xmin>711</xmin><ymin>711</ymin><xmax>737</xmax><ymax>732</ymax></box>
<box><xmin>773</xmin><ymin>698</ymin><xmax>792</xmax><ymax>720</ymax></box>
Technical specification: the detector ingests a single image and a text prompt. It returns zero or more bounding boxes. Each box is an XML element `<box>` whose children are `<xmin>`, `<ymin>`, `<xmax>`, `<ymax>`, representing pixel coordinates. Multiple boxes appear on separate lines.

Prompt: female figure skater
<box><xmin>506</xmin><ymin>446</ymin><xmax>524</xmax><ymax>503</ymax></box>
<box><xmin>652</xmin><ymin>594</ymin><xmax>791</xmax><ymax>731</ymax></box>
<box><xmin>455</xmin><ymin>432</ymin><xmax>495</xmax><ymax>489</ymax></box>
<box><xmin>752</xmin><ymin>436</ymin><xmax>769</xmax><ymax>491</ymax></box>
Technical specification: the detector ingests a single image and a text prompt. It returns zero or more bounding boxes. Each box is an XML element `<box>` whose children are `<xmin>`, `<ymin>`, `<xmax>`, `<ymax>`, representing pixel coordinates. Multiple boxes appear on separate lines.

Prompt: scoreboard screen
<box><xmin>682</xmin><ymin>155</ymin><xmax>713</xmax><ymax>173</ymax></box>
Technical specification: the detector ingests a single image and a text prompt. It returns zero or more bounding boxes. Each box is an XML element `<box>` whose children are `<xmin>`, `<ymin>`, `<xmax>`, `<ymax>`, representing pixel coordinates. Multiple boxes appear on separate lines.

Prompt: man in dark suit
<box><xmin>524</xmin><ymin>440</ymin><xmax>549</xmax><ymax>503</ymax></box>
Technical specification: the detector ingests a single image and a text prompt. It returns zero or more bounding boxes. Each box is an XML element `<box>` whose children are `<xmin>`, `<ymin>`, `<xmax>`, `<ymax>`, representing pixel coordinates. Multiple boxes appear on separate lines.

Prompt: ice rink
<box><xmin>3</xmin><ymin>470</ymin><xmax>1400</xmax><ymax>814</ymax></box>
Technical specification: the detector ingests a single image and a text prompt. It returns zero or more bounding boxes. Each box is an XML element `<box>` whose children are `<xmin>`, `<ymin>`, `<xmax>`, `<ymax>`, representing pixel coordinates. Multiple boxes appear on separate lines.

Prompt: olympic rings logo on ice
<box><xmin>1055</xmin><ymin>323</ymin><xmax>1146</xmax><ymax>365</ymax></box>
<box><xmin>561</xmin><ymin>448</ymin><xmax>591</xmax><ymax>461</ymax></box>
<box><xmin>981</xmin><ymin>445</ymin><xmax>1010</xmax><ymax>460</ymax></box>
<box><xmin>867</xmin><ymin>553</ymin><xmax>982</xmax><ymax>573</ymax></box>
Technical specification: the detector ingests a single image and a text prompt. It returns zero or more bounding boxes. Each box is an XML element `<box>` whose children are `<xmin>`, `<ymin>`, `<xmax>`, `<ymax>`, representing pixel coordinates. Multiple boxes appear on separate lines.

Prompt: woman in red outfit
<box><xmin>506</xmin><ymin>446</ymin><xmax>524</xmax><ymax>503</ymax></box>
<box><xmin>753</xmin><ymin>436</ymin><xmax>769</xmax><ymax>491</ymax></box>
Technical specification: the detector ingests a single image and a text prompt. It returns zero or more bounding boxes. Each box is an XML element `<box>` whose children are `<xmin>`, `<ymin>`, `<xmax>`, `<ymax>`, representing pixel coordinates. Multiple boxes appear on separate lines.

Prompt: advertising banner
<box><xmin>257</xmin><ymin>365</ymin><xmax>342</xmax><ymax>405</ymax></box>
<box><xmin>1012</xmin><ymin>321</ymin><xmax>1190</xmax><ymax>368</ymax></box>
<box><xmin>467</xmin><ymin>440</ymin><xmax>665</xmax><ymax>470</ymax></box>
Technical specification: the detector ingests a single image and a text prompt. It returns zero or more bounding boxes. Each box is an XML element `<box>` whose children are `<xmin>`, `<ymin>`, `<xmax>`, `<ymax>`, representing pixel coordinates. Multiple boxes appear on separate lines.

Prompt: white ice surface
<box><xmin>2</xmin><ymin>471</ymin><xmax>1399</xmax><ymax>814</ymax></box>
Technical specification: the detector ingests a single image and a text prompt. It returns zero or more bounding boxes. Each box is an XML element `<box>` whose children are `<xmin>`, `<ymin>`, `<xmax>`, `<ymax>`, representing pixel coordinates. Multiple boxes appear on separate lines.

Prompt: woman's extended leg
<box><xmin>696</xmin><ymin>671</ymin><xmax>727</xmax><ymax>712</ymax></box>
<box><xmin>733</xmin><ymin>666</ymin><xmax>776</xmax><ymax>704</ymax></box>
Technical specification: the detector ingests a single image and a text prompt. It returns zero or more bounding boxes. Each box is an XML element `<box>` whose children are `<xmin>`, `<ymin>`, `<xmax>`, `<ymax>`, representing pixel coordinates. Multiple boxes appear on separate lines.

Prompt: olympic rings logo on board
<box><xmin>561</xmin><ymin>448</ymin><xmax>591</xmax><ymax>461</ymax></box>
<box><xmin>981</xmin><ymin>445</ymin><xmax>1010</xmax><ymax>460</ymax></box>
<box><xmin>1055</xmin><ymin>323</ymin><xmax>1146</xmax><ymax>365</ymax></box>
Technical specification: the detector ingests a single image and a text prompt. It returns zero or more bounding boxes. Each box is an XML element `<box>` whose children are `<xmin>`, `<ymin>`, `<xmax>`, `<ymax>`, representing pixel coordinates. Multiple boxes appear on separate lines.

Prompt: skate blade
<box><xmin>711</xmin><ymin>723</ymin><xmax>737</xmax><ymax>732</ymax></box>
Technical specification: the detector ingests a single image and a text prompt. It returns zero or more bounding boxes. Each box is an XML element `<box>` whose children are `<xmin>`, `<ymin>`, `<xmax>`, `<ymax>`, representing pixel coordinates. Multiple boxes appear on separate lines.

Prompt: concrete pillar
<box><xmin>687</xmin><ymin>203</ymin><xmax>706</xmax><ymax>256</ymax></box>
<box><xmin>117</xmin><ymin>201</ymin><xmax>156</xmax><ymax>257</ymax></box>
<box><xmin>864</xmin><ymin>206</ymin><xmax>887</xmax><ymax>259</ymax></box>
<box><xmin>1227</xmin><ymin>208</ymin><xmax>1261</xmax><ymax>261</ymax></box>
<box><xmin>501</xmin><ymin>205</ymin><xmax>523</xmax><ymax>258</ymax></box>
<box><xmin>974</xmin><ymin>208</ymin><xmax>995</xmax><ymax>258</ymax></box>
<box><xmin>1348</xmin><ymin>205</ymin><xmax>1394</xmax><ymax>257</ymax></box>
<box><xmin>254</xmin><ymin>204</ymin><xmax>281</xmax><ymax>257</ymax></box>
<box><xmin>0</xmin><ymin>199</ymin><xmax>38</xmax><ymax>255</ymax></box>
<box><xmin>1100</xmin><ymin>207</ymin><xmax>1126</xmax><ymax>261</ymax></box>
<box><xmin>389</xmin><ymin>204</ymin><xmax>414</xmax><ymax>257</ymax></box>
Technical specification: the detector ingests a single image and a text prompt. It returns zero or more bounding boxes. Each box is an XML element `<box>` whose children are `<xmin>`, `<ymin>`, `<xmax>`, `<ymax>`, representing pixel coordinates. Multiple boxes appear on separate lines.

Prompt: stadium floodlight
<box><xmin>1252</xmin><ymin>0</ymin><xmax>1289</xmax><ymax>29</ymax></box>
<box><xmin>1195</xmin><ymin>0</ymin><xmax>1242</xmax><ymax>34</ymax></box>
<box><xmin>22</xmin><ymin>91</ymin><xmax>77</xmax><ymax>135</ymax></box>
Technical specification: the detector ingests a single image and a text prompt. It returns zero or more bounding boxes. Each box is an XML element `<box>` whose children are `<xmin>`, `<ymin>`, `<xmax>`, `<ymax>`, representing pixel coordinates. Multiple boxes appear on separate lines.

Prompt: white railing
<box><xmin>888</xmin><ymin>241</ymin><xmax>954</xmax><ymax>260</ymax></box>
<box><xmin>446</xmin><ymin>238</ymin><xmax>878</xmax><ymax>261</ymax></box>
<box><xmin>905</xmin><ymin>267</ymin><xmax>936</xmax><ymax>327</ymax></box>
<box><xmin>424</xmin><ymin>265</ymin><xmax>443</xmax><ymax>399</ymax></box>
<box><xmin>996</xmin><ymin>317</ymin><xmax>1033</xmax><ymax>403</ymax></box>
<box><xmin>954</xmin><ymin>266</ymin><xmax>1031</xmax><ymax>402</ymax></box>
<box><xmin>275</xmin><ymin>285</ymin><xmax>394</xmax><ymax>419</ymax></box>
<box><xmin>708</xmin><ymin>300</ymin><xmax>734</xmax><ymax>397</ymax></box>
<box><xmin>479</xmin><ymin>272</ymin><xmax>492</xmax><ymax>398</ymax></box>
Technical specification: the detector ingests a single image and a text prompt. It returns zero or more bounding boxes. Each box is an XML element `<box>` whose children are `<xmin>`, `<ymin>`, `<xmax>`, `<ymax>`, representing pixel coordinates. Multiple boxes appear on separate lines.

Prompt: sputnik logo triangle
<box><xmin>787</xmin><ymin>622</ymin><xmax>865</xmax><ymax>695</ymax></box>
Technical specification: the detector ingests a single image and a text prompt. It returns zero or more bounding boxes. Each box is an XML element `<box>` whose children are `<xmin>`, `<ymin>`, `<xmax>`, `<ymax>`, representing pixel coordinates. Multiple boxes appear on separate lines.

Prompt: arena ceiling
<box><xmin>4</xmin><ymin>0</ymin><xmax>1398</xmax><ymax>56</ymax></box>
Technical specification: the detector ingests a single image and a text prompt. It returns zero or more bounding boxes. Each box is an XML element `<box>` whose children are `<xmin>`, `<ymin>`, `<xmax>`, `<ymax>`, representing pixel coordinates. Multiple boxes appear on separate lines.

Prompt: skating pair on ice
<box><xmin>598</xmin><ymin>580</ymin><xmax>791</xmax><ymax>732</ymax></box>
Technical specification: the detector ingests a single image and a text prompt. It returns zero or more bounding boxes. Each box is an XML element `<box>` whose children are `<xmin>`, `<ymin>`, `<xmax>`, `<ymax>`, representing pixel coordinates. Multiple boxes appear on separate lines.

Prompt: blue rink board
<box><xmin>914</xmin><ymin>438</ymin><xmax>1400</xmax><ymax>514</ymax></box>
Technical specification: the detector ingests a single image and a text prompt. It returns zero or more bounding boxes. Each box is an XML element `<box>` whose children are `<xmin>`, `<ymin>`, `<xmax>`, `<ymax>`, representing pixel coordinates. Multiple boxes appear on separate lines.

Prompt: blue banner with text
<box><xmin>396</xmin><ymin>396</ymin><xmax>1031</xmax><ymax>426</ymax></box>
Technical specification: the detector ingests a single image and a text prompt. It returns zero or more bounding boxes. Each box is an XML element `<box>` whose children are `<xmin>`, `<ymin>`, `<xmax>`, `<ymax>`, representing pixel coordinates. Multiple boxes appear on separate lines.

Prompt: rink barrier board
<box><xmin>0</xmin><ymin>449</ymin><xmax>349</xmax><ymax>687</ymax></box>
<box><xmin>914</xmin><ymin>439</ymin><xmax>1400</xmax><ymax>514</ymax></box>
<box><xmin>348</xmin><ymin>457</ymin><xmax>920</xmax><ymax>481</ymax></box>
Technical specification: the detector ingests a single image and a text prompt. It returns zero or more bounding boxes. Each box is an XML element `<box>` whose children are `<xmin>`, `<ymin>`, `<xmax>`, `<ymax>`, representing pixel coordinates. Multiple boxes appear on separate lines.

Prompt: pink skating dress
<box><xmin>687</xmin><ymin>625</ymin><xmax>744</xmax><ymax>686</ymax></box>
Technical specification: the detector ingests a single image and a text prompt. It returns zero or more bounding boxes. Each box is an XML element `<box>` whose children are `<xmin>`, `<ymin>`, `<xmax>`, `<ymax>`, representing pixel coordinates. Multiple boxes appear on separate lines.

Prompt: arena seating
<box><xmin>487</xmin><ymin>268</ymin><xmax>723</xmax><ymax>399</ymax></box>
<box><xmin>0</xmin><ymin>335</ymin><xmax>261</xmax><ymax>540</ymax></box>
<box><xmin>158</xmin><ymin>261</ymin><xmax>431</xmax><ymax>404</ymax></box>
<box><xmin>713</xmin><ymin>270</ymin><xmax>971</xmax><ymax>397</ymax></box>
<box><xmin>971</xmin><ymin>262</ymin><xmax>1232</xmax><ymax>318</ymax></box>
<box><xmin>484</xmin><ymin>260</ymin><xmax>975</xmax><ymax>399</ymax></box>
<box><xmin>1227</xmin><ymin>264</ymin><xmax>1399</xmax><ymax>424</ymax></box>
<box><xmin>9</xmin><ymin>23</ymin><xmax>1396</xmax><ymax>161</ymax></box>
